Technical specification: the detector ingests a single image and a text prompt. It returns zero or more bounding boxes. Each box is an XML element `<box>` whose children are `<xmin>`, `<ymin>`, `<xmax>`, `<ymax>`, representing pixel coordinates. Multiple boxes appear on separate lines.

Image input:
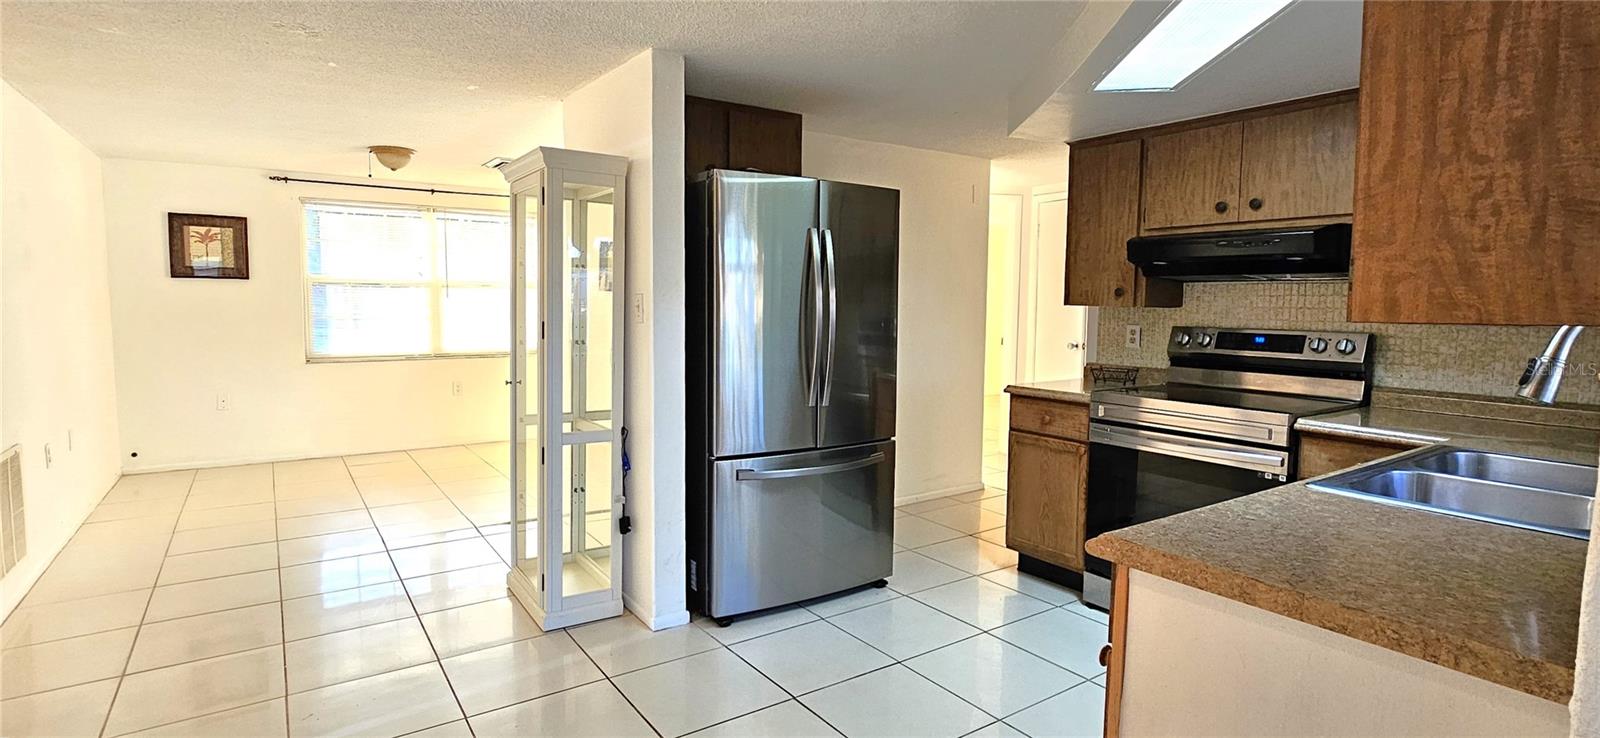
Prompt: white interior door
<box><xmin>1029</xmin><ymin>193</ymin><xmax>1087</xmax><ymax>381</ymax></box>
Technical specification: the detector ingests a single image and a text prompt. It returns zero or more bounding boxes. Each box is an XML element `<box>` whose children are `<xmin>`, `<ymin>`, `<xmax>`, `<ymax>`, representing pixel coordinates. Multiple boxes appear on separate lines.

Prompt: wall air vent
<box><xmin>0</xmin><ymin>446</ymin><xmax>25</xmax><ymax>576</ymax></box>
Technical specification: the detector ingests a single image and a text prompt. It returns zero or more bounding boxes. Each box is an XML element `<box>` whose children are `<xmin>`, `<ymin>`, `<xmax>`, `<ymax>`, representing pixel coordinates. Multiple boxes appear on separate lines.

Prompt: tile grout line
<box><xmin>362</xmin><ymin>453</ymin><xmax>476</xmax><ymax>736</ymax></box>
<box><xmin>274</xmin><ymin>460</ymin><xmax>292</xmax><ymax>737</ymax></box>
<box><xmin>103</xmin><ymin>692</ymin><xmax>284</xmax><ymax>738</ymax></box>
<box><xmin>96</xmin><ymin>468</ymin><xmax>198</xmax><ymax>738</ymax></box>
<box><xmin>562</xmin><ymin>623</ymin><xmax>665</xmax><ymax>738</ymax></box>
<box><xmin>0</xmin><ymin>470</ymin><xmax>172</xmax><ymax>636</ymax></box>
<box><xmin>445</xmin><ymin>443</ymin><xmax>663</xmax><ymax>737</ymax></box>
<box><xmin>28</xmin><ymin>452</ymin><xmax>1086</xmax><ymax>736</ymax></box>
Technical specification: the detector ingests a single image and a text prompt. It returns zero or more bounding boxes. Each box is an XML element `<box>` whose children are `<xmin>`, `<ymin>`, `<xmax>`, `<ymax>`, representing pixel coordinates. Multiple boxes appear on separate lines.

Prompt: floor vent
<box><xmin>1</xmin><ymin>445</ymin><xmax>24</xmax><ymax>577</ymax></box>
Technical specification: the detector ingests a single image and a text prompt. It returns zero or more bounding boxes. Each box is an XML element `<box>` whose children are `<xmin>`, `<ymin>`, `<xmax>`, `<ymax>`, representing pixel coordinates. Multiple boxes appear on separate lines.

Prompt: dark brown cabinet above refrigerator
<box><xmin>685</xmin><ymin>96</ymin><xmax>803</xmax><ymax>177</ymax></box>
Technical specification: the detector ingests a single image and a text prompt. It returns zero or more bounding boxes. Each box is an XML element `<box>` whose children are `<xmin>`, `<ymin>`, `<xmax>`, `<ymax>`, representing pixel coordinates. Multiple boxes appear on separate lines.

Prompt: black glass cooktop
<box><xmin>1096</xmin><ymin>383</ymin><xmax>1360</xmax><ymax>419</ymax></box>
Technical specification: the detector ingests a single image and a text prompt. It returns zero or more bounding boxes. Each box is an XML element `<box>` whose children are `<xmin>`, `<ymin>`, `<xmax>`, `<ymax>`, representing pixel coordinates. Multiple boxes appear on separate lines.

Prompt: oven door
<box><xmin>1081</xmin><ymin>422</ymin><xmax>1290</xmax><ymax>608</ymax></box>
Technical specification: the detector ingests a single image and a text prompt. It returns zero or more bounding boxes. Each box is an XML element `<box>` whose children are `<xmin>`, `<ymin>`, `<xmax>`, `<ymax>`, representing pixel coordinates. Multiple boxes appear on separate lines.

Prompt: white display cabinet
<box><xmin>500</xmin><ymin>147</ymin><xmax>627</xmax><ymax>629</ymax></box>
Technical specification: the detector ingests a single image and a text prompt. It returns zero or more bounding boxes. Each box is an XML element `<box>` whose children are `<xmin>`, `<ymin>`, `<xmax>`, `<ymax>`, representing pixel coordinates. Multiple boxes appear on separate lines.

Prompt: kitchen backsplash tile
<box><xmin>1096</xmin><ymin>282</ymin><xmax>1600</xmax><ymax>406</ymax></box>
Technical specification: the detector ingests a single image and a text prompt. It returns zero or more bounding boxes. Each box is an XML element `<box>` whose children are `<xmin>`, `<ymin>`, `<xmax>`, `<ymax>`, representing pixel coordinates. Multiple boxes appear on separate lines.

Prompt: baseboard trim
<box><xmin>624</xmin><ymin>591</ymin><xmax>691</xmax><ymax>631</ymax></box>
<box><xmin>121</xmin><ymin>438</ymin><xmax>507</xmax><ymax>474</ymax></box>
<box><xmin>895</xmin><ymin>482</ymin><xmax>986</xmax><ymax>506</ymax></box>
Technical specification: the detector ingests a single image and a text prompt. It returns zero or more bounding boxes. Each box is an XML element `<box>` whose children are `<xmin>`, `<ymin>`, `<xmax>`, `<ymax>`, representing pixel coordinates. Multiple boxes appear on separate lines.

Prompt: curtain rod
<box><xmin>267</xmin><ymin>175</ymin><xmax>509</xmax><ymax>199</ymax></box>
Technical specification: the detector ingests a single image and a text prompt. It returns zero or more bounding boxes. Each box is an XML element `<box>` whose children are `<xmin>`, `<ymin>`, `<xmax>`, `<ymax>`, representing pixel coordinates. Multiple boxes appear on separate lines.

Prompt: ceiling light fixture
<box><xmin>482</xmin><ymin>157</ymin><xmax>512</xmax><ymax>169</ymax></box>
<box><xmin>1094</xmin><ymin>0</ymin><xmax>1295</xmax><ymax>92</ymax></box>
<box><xmin>368</xmin><ymin>146</ymin><xmax>415</xmax><ymax>172</ymax></box>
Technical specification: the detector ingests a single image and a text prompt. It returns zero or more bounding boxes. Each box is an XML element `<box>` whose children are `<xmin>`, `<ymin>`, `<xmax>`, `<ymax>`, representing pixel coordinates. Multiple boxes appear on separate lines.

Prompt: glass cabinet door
<box><xmin>558</xmin><ymin>179</ymin><xmax>616</xmax><ymax>598</ymax></box>
<box><xmin>503</xmin><ymin>148</ymin><xmax>627</xmax><ymax>630</ymax></box>
<box><xmin>509</xmin><ymin>184</ymin><xmax>545</xmax><ymax>607</ymax></box>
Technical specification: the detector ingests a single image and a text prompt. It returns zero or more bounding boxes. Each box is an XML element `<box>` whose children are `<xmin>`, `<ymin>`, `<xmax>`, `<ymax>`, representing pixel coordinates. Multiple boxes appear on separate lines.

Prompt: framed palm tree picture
<box><xmin>168</xmin><ymin>213</ymin><xmax>248</xmax><ymax>279</ymax></box>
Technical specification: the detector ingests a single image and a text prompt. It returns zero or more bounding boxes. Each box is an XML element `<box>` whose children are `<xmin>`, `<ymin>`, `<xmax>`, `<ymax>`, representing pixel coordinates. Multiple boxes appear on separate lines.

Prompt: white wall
<box><xmin>804</xmin><ymin>131</ymin><xmax>991</xmax><ymax>502</ymax></box>
<box><xmin>562</xmin><ymin>49</ymin><xmax>688</xmax><ymax>630</ymax></box>
<box><xmin>984</xmin><ymin>194</ymin><xmax>1023</xmax><ymax>394</ymax></box>
<box><xmin>101</xmin><ymin>160</ymin><xmax>515</xmax><ymax>471</ymax></box>
<box><xmin>0</xmin><ymin>83</ymin><xmax>123</xmax><ymax>616</ymax></box>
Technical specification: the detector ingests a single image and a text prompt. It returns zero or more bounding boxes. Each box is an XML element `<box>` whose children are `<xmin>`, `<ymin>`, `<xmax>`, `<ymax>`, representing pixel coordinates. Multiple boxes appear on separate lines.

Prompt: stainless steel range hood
<box><xmin>1127</xmin><ymin>224</ymin><xmax>1351</xmax><ymax>281</ymax></box>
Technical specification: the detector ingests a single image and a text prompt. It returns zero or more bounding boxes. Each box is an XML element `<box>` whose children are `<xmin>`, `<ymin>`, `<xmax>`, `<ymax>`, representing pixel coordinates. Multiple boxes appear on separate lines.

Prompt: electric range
<box><xmin>1079</xmin><ymin>326</ymin><xmax>1375</xmax><ymax>609</ymax></box>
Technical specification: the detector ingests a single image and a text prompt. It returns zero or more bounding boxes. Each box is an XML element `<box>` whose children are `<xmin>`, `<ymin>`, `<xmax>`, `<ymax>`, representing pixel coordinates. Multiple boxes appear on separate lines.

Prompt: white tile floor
<box><xmin>1</xmin><ymin>438</ymin><xmax>1107</xmax><ymax>738</ymax></box>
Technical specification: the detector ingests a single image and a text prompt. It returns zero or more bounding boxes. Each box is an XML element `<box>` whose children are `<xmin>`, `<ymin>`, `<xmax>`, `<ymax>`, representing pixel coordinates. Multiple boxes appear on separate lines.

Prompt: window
<box><xmin>304</xmin><ymin>200</ymin><xmax>510</xmax><ymax>360</ymax></box>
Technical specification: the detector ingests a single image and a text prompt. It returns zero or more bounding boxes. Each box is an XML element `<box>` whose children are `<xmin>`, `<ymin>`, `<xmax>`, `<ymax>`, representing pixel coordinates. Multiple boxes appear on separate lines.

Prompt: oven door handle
<box><xmin>1090</xmin><ymin>424</ymin><xmax>1288</xmax><ymax>475</ymax></box>
<box><xmin>1091</xmin><ymin>402</ymin><xmax>1281</xmax><ymax>444</ymax></box>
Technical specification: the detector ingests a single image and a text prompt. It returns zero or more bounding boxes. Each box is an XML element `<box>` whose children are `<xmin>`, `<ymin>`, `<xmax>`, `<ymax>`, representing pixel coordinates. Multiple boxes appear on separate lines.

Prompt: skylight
<box><xmin>1094</xmin><ymin>0</ymin><xmax>1295</xmax><ymax>92</ymax></box>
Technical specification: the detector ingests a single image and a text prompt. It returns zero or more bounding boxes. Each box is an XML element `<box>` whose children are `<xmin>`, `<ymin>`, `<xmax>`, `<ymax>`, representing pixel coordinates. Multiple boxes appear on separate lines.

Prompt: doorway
<box><xmin>981</xmin><ymin>180</ymin><xmax>1088</xmax><ymax>491</ymax></box>
<box><xmin>1026</xmin><ymin>188</ymin><xmax>1087</xmax><ymax>383</ymax></box>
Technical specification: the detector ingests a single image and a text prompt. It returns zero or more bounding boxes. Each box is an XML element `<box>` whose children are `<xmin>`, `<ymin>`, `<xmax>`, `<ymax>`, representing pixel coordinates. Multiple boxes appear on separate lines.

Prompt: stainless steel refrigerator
<box><xmin>687</xmin><ymin>170</ymin><xmax>899</xmax><ymax>622</ymax></box>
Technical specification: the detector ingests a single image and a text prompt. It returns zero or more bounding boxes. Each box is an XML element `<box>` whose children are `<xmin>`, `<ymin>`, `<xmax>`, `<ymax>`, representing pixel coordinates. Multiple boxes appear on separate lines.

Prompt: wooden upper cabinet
<box><xmin>727</xmin><ymin>107</ymin><xmax>802</xmax><ymax>176</ymax></box>
<box><xmin>1141</xmin><ymin>122</ymin><xmax>1243</xmax><ymax>229</ymax></box>
<box><xmin>1241</xmin><ymin>101</ymin><xmax>1357</xmax><ymax>221</ymax></box>
<box><xmin>685</xmin><ymin>96</ymin><xmax>729</xmax><ymax>176</ymax></box>
<box><xmin>684</xmin><ymin>96</ymin><xmax>803</xmax><ymax>177</ymax></box>
<box><xmin>1067</xmin><ymin>140</ymin><xmax>1141</xmax><ymax>307</ymax></box>
<box><xmin>1064</xmin><ymin>92</ymin><xmax>1354</xmax><ymax>307</ymax></box>
<box><xmin>1350</xmin><ymin>1</ymin><xmax>1600</xmax><ymax>325</ymax></box>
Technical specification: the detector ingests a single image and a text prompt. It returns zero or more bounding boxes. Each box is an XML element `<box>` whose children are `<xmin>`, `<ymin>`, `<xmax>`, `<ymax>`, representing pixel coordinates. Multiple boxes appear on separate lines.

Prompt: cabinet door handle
<box><xmin>1099</xmin><ymin>644</ymin><xmax>1112</xmax><ymax>667</ymax></box>
<box><xmin>1113</xmin><ymin>286</ymin><xmax>1126</xmax><ymax>298</ymax></box>
<box><xmin>1248</xmin><ymin>197</ymin><xmax>1264</xmax><ymax>211</ymax></box>
<box><xmin>1214</xmin><ymin>201</ymin><xmax>1229</xmax><ymax>214</ymax></box>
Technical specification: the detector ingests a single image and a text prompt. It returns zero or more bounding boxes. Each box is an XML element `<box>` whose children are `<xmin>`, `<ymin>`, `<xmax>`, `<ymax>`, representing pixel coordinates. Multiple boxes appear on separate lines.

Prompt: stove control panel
<box><xmin>1168</xmin><ymin>327</ymin><xmax>1372</xmax><ymax>364</ymax></box>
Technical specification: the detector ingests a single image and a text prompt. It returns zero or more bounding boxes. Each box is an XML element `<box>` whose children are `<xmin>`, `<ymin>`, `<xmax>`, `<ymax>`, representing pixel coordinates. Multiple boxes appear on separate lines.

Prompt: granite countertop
<box><xmin>1004</xmin><ymin>379</ymin><xmax>1095</xmax><ymax>404</ymax></box>
<box><xmin>1089</xmin><ymin>391</ymin><xmax>1599</xmax><ymax>702</ymax></box>
<box><xmin>1085</xmin><ymin>477</ymin><xmax>1588</xmax><ymax>702</ymax></box>
<box><xmin>1296</xmin><ymin>389</ymin><xmax>1600</xmax><ymax>465</ymax></box>
<box><xmin>1005</xmin><ymin>365</ymin><xmax>1166</xmax><ymax>405</ymax></box>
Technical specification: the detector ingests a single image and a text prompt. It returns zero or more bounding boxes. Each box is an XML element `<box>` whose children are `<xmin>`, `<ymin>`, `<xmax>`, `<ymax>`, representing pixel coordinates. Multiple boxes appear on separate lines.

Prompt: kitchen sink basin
<box><xmin>1310</xmin><ymin>446</ymin><xmax>1596</xmax><ymax>539</ymax></box>
<box><xmin>1409</xmin><ymin>449</ymin><xmax>1595</xmax><ymax>495</ymax></box>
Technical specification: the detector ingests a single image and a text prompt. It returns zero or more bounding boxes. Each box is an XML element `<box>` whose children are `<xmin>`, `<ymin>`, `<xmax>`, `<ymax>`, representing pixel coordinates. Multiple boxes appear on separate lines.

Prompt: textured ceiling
<box><xmin>1</xmin><ymin>1</ymin><xmax>1084</xmax><ymax>187</ymax></box>
<box><xmin>1012</xmin><ymin>0</ymin><xmax>1363</xmax><ymax>143</ymax></box>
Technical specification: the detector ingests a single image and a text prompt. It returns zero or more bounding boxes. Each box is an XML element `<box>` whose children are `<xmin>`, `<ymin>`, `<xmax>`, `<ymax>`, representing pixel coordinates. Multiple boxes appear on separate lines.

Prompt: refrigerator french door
<box><xmin>688</xmin><ymin>170</ymin><xmax>900</xmax><ymax>620</ymax></box>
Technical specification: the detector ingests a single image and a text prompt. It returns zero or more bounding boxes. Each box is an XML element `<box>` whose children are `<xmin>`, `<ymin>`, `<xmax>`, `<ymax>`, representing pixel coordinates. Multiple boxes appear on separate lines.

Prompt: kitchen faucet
<box><xmin>1515</xmin><ymin>325</ymin><xmax>1586</xmax><ymax>404</ymax></box>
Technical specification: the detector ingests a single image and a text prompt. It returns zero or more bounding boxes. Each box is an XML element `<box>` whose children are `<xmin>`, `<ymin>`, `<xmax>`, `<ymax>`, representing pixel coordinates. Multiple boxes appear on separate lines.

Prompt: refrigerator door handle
<box><xmin>735</xmin><ymin>452</ymin><xmax>886</xmax><ymax>481</ymax></box>
<box><xmin>822</xmin><ymin>228</ymin><xmax>839</xmax><ymax>406</ymax></box>
<box><xmin>803</xmin><ymin>228</ymin><xmax>824</xmax><ymax>407</ymax></box>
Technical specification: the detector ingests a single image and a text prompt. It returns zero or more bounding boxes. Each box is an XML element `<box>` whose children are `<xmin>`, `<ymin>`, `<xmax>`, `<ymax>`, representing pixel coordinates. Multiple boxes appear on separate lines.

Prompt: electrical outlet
<box><xmin>1124</xmin><ymin>325</ymin><xmax>1142</xmax><ymax>349</ymax></box>
<box><xmin>216</xmin><ymin>394</ymin><xmax>231</xmax><ymax>411</ymax></box>
<box><xmin>43</xmin><ymin>443</ymin><xmax>52</xmax><ymax>469</ymax></box>
<box><xmin>451</xmin><ymin>380</ymin><xmax>464</xmax><ymax>397</ymax></box>
<box><xmin>632</xmin><ymin>293</ymin><xmax>645</xmax><ymax>324</ymax></box>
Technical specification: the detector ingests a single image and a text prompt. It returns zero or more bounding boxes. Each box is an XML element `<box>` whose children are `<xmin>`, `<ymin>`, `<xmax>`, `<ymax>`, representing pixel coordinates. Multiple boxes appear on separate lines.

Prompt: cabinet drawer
<box><xmin>1009</xmin><ymin>396</ymin><xmax>1089</xmax><ymax>441</ymax></box>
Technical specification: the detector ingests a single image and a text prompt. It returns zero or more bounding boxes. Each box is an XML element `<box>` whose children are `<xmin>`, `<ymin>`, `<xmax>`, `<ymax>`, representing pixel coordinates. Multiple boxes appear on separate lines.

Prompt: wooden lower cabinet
<box><xmin>1297</xmin><ymin>432</ymin><xmax>1419</xmax><ymax>480</ymax></box>
<box><xmin>1005</xmin><ymin>430</ymin><xmax>1088</xmax><ymax>571</ymax></box>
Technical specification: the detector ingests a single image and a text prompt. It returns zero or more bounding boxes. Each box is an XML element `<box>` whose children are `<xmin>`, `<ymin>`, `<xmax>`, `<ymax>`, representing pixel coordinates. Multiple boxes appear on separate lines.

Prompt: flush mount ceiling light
<box><xmin>482</xmin><ymin>157</ymin><xmax>512</xmax><ymax>169</ymax></box>
<box><xmin>1094</xmin><ymin>0</ymin><xmax>1296</xmax><ymax>92</ymax></box>
<box><xmin>368</xmin><ymin>146</ymin><xmax>415</xmax><ymax>171</ymax></box>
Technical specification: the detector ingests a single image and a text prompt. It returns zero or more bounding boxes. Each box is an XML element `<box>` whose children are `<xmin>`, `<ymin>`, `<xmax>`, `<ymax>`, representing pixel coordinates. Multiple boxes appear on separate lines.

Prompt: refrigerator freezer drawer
<box><xmin>708</xmin><ymin>441</ymin><xmax>894</xmax><ymax>618</ymax></box>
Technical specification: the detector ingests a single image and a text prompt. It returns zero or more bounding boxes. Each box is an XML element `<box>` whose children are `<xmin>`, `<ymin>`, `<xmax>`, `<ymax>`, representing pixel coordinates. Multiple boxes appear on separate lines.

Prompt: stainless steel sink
<box><xmin>1310</xmin><ymin>446</ymin><xmax>1595</xmax><ymax>539</ymax></box>
<box><xmin>1409</xmin><ymin>449</ymin><xmax>1594</xmax><ymax>495</ymax></box>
